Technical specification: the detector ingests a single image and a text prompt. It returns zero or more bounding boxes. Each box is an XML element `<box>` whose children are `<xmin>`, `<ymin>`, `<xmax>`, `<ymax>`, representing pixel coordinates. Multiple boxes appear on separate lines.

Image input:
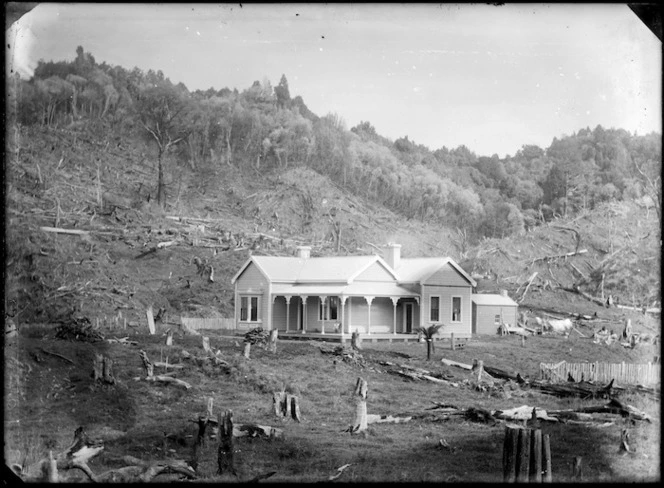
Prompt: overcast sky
<box><xmin>6</xmin><ymin>3</ymin><xmax>662</xmax><ymax>157</ymax></box>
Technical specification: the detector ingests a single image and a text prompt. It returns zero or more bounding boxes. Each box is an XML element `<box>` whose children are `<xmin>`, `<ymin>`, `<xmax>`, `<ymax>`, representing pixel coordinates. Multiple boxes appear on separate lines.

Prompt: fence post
<box><xmin>503</xmin><ymin>426</ymin><xmax>519</xmax><ymax>482</ymax></box>
<box><xmin>515</xmin><ymin>428</ymin><xmax>530</xmax><ymax>482</ymax></box>
<box><xmin>529</xmin><ymin>429</ymin><xmax>542</xmax><ymax>482</ymax></box>
<box><xmin>504</xmin><ymin>427</ymin><xmax>550</xmax><ymax>483</ymax></box>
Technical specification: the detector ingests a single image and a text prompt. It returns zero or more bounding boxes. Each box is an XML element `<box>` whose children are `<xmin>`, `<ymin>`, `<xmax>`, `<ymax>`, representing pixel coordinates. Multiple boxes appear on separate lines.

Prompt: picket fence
<box><xmin>539</xmin><ymin>361</ymin><xmax>660</xmax><ymax>386</ymax></box>
<box><xmin>180</xmin><ymin>317</ymin><xmax>236</xmax><ymax>331</ymax></box>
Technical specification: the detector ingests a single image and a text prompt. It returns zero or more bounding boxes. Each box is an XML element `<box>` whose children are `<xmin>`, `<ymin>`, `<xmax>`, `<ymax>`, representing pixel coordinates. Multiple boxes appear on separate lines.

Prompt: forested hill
<box><xmin>7</xmin><ymin>46</ymin><xmax>662</xmax><ymax>244</ymax></box>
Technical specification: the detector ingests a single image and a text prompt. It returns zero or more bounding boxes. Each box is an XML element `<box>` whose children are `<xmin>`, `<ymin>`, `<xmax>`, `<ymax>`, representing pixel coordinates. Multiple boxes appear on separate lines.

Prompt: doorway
<box><xmin>404</xmin><ymin>302</ymin><xmax>413</xmax><ymax>333</ymax></box>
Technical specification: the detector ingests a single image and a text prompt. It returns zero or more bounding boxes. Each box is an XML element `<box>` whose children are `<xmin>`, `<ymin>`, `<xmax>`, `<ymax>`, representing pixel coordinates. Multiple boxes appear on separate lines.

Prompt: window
<box><xmin>494</xmin><ymin>314</ymin><xmax>502</xmax><ymax>325</ymax></box>
<box><xmin>240</xmin><ymin>296</ymin><xmax>260</xmax><ymax>322</ymax></box>
<box><xmin>430</xmin><ymin>296</ymin><xmax>440</xmax><ymax>322</ymax></box>
<box><xmin>451</xmin><ymin>296</ymin><xmax>462</xmax><ymax>322</ymax></box>
<box><xmin>319</xmin><ymin>297</ymin><xmax>339</xmax><ymax>320</ymax></box>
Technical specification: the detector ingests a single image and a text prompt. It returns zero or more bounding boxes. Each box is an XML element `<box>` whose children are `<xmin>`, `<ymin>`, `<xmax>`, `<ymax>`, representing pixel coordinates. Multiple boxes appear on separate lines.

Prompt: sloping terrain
<box><xmin>5</xmin><ymin>124</ymin><xmax>459</xmax><ymax>326</ymax></box>
<box><xmin>4</xmin><ymin>124</ymin><xmax>661</xmax><ymax>483</ymax></box>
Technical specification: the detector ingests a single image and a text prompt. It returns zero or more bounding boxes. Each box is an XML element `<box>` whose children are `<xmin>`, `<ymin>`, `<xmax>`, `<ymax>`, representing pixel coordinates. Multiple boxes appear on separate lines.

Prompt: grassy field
<box><xmin>4</xmin><ymin>318</ymin><xmax>660</xmax><ymax>483</ymax></box>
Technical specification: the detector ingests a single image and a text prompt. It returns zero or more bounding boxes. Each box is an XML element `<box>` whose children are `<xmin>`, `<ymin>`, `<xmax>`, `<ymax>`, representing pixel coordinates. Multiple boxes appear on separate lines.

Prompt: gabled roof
<box><xmin>231</xmin><ymin>254</ymin><xmax>398</xmax><ymax>285</ymax></box>
<box><xmin>395</xmin><ymin>257</ymin><xmax>477</xmax><ymax>287</ymax></box>
<box><xmin>471</xmin><ymin>294</ymin><xmax>518</xmax><ymax>306</ymax></box>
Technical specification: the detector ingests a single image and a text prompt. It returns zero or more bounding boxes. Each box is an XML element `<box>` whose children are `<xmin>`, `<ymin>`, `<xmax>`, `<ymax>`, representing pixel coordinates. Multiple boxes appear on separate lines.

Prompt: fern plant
<box><xmin>418</xmin><ymin>324</ymin><xmax>443</xmax><ymax>360</ymax></box>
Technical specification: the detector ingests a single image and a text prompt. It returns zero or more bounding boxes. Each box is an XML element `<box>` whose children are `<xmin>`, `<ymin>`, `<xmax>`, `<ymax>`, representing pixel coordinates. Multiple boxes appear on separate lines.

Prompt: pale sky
<box><xmin>6</xmin><ymin>3</ymin><xmax>662</xmax><ymax>157</ymax></box>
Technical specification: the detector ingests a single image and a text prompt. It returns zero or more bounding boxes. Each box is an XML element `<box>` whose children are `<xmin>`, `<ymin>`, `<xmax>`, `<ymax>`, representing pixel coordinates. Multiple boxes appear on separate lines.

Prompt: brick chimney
<box><xmin>296</xmin><ymin>246</ymin><xmax>311</xmax><ymax>259</ymax></box>
<box><xmin>384</xmin><ymin>243</ymin><xmax>401</xmax><ymax>270</ymax></box>
<box><xmin>500</xmin><ymin>289</ymin><xmax>508</xmax><ymax>297</ymax></box>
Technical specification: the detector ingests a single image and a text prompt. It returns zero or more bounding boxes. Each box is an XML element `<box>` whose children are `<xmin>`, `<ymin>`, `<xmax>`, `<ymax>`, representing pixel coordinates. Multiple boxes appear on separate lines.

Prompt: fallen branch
<box><xmin>106</xmin><ymin>336</ymin><xmax>138</xmax><ymax>346</ymax></box>
<box><xmin>530</xmin><ymin>248</ymin><xmax>587</xmax><ymax>265</ymax></box>
<box><xmin>18</xmin><ymin>427</ymin><xmax>104</xmax><ymax>482</ymax></box>
<box><xmin>135</xmin><ymin>350</ymin><xmax>192</xmax><ymax>389</ymax></box>
<box><xmin>328</xmin><ymin>463</ymin><xmax>352</xmax><ymax>481</ymax></box>
<box><xmin>39</xmin><ymin>348</ymin><xmax>75</xmax><ymax>364</ymax></box>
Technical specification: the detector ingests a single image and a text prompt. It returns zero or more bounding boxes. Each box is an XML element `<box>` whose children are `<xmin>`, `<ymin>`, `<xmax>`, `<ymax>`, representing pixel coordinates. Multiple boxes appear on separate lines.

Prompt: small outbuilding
<box><xmin>471</xmin><ymin>291</ymin><xmax>519</xmax><ymax>335</ymax></box>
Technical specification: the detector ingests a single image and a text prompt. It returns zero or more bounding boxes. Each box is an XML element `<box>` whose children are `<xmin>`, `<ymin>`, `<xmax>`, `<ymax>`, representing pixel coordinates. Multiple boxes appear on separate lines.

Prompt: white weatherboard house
<box><xmin>230</xmin><ymin>244</ymin><xmax>477</xmax><ymax>338</ymax></box>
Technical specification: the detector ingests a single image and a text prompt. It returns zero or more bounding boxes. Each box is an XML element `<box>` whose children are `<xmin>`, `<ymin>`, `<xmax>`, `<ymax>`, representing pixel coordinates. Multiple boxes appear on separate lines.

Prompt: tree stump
<box><xmin>47</xmin><ymin>451</ymin><xmax>58</xmax><ymax>483</ymax></box>
<box><xmin>272</xmin><ymin>391</ymin><xmax>286</xmax><ymax>417</ymax></box>
<box><xmin>139</xmin><ymin>350</ymin><xmax>154</xmax><ymax>377</ymax></box>
<box><xmin>351</xmin><ymin>377</ymin><xmax>368</xmax><ymax>433</ymax></box>
<box><xmin>243</xmin><ymin>342</ymin><xmax>251</xmax><ymax>359</ymax></box>
<box><xmin>472</xmin><ymin>359</ymin><xmax>484</xmax><ymax>383</ymax></box>
<box><xmin>272</xmin><ymin>391</ymin><xmax>301</xmax><ymax>422</ymax></box>
<box><xmin>351</xmin><ymin>332</ymin><xmax>362</xmax><ymax>350</ymax></box>
<box><xmin>289</xmin><ymin>394</ymin><xmax>301</xmax><ymax>422</ymax></box>
<box><xmin>93</xmin><ymin>353</ymin><xmax>104</xmax><ymax>382</ymax></box>
<box><xmin>571</xmin><ymin>456</ymin><xmax>582</xmax><ymax>479</ymax></box>
<box><xmin>165</xmin><ymin>329</ymin><xmax>173</xmax><ymax>346</ymax></box>
<box><xmin>202</xmin><ymin>336</ymin><xmax>211</xmax><ymax>354</ymax></box>
<box><xmin>102</xmin><ymin>356</ymin><xmax>115</xmax><ymax>384</ymax></box>
<box><xmin>217</xmin><ymin>410</ymin><xmax>236</xmax><ymax>476</ymax></box>
<box><xmin>94</xmin><ymin>354</ymin><xmax>115</xmax><ymax>384</ymax></box>
<box><xmin>146</xmin><ymin>306</ymin><xmax>156</xmax><ymax>335</ymax></box>
<box><xmin>268</xmin><ymin>329</ymin><xmax>278</xmax><ymax>353</ymax></box>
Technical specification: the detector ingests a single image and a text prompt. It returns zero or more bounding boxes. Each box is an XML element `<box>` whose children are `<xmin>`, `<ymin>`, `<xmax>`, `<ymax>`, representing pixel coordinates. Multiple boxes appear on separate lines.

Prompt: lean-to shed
<box><xmin>471</xmin><ymin>291</ymin><xmax>518</xmax><ymax>335</ymax></box>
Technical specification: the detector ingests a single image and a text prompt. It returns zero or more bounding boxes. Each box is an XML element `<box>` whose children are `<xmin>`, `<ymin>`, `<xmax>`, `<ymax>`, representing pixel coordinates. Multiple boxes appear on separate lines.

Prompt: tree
<box><xmin>274</xmin><ymin>74</ymin><xmax>291</xmax><ymax>108</ymax></box>
<box><xmin>418</xmin><ymin>324</ymin><xmax>443</xmax><ymax>360</ymax></box>
<box><xmin>135</xmin><ymin>83</ymin><xmax>192</xmax><ymax>206</ymax></box>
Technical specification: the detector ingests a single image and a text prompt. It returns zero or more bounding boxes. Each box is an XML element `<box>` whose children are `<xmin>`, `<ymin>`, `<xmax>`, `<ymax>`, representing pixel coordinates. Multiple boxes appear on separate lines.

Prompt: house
<box><xmin>471</xmin><ymin>291</ymin><xmax>519</xmax><ymax>335</ymax></box>
<box><xmin>230</xmin><ymin>243</ymin><xmax>477</xmax><ymax>338</ymax></box>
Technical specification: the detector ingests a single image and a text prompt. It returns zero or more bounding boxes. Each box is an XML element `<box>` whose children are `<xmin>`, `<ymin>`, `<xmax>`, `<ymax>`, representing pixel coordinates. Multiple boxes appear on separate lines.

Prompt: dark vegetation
<box><xmin>3</xmin><ymin>46</ymin><xmax>661</xmax><ymax>482</ymax></box>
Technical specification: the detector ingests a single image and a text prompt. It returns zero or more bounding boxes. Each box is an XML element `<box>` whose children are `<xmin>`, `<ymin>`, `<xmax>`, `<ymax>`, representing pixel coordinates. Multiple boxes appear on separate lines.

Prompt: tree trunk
<box><xmin>426</xmin><ymin>339</ymin><xmax>433</xmax><ymax>360</ymax></box>
<box><xmin>157</xmin><ymin>148</ymin><xmax>165</xmax><ymax>207</ymax></box>
<box><xmin>217</xmin><ymin>410</ymin><xmax>236</xmax><ymax>476</ymax></box>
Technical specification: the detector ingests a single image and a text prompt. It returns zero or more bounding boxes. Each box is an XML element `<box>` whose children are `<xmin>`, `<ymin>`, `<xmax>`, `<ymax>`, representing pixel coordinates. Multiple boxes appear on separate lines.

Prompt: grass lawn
<box><xmin>4</xmin><ymin>324</ymin><xmax>660</xmax><ymax>482</ymax></box>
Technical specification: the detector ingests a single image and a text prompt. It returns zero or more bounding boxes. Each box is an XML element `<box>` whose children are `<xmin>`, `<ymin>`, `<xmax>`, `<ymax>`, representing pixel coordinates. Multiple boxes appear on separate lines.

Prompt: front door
<box><xmin>404</xmin><ymin>302</ymin><xmax>413</xmax><ymax>333</ymax></box>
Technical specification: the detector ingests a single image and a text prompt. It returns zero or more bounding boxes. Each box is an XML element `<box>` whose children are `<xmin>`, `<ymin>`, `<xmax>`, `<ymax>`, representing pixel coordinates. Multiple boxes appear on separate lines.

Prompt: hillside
<box><xmin>5</xmin><ymin>123</ymin><xmax>458</xmax><ymax>326</ymax></box>
<box><xmin>5</xmin><ymin>123</ymin><xmax>660</xmax><ymax>333</ymax></box>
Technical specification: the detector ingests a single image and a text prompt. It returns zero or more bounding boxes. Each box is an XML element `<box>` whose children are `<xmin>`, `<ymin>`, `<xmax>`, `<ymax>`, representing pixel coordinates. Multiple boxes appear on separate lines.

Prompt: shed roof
<box><xmin>471</xmin><ymin>294</ymin><xmax>518</xmax><ymax>307</ymax></box>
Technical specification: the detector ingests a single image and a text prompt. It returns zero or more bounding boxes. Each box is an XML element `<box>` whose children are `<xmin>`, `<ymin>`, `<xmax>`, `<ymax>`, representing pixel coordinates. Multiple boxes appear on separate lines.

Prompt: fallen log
<box><xmin>39</xmin><ymin>226</ymin><xmax>90</xmax><ymax>236</ymax></box>
<box><xmin>94</xmin><ymin>458</ymin><xmax>196</xmax><ymax>483</ymax></box>
<box><xmin>548</xmin><ymin>399</ymin><xmax>651</xmax><ymax>422</ymax></box>
<box><xmin>366</xmin><ymin>414</ymin><xmax>412</xmax><ymax>424</ymax></box>
<box><xmin>441</xmin><ymin>358</ymin><xmax>473</xmax><ymax>370</ymax></box>
<box><xmin>40</xmin><ymin>348</ymin><xmax>75</xmax><ymax>364</ymax></box>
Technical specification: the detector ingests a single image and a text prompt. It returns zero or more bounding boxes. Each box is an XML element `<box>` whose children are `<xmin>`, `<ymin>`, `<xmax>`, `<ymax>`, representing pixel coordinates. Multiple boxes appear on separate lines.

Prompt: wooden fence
<box><xmin>181</xmin><ymin>317</ymin><xmax>236</xmax><ymax>331</ymax></box>
<box><xmin>540</xmin><ymin>361</ymin><xmax>660</xmax><ymax>386</ymax></box>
